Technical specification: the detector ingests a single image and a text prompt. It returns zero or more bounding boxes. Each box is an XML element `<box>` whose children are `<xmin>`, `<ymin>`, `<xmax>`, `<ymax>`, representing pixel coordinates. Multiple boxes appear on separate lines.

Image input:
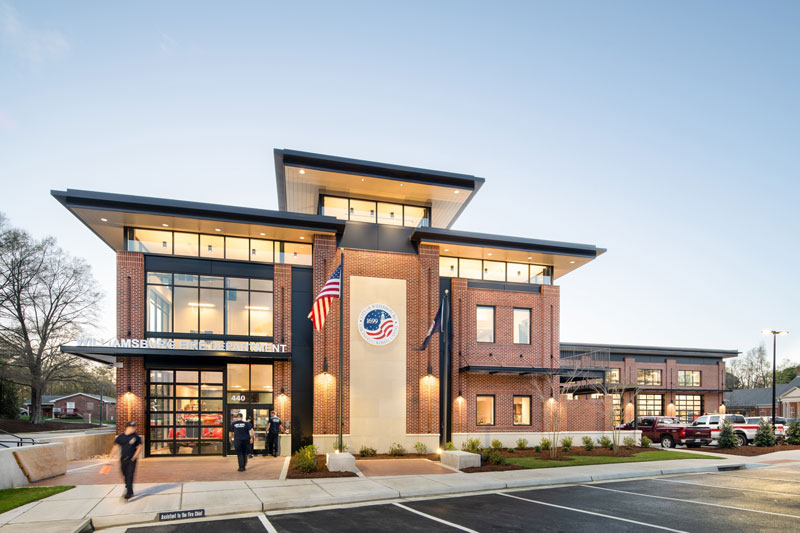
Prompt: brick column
<box><xmin>115</xmin><ymin>252</ymin><xmax>146</xmax><ymax>434</ymax></box>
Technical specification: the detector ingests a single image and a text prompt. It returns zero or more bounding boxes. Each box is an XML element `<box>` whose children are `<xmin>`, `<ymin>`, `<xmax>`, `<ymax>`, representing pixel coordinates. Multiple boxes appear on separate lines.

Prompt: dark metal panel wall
<box><xmin>291</xmin><ymin>267</ymin><xmax>314</xmax><ymax>452</ymax></box>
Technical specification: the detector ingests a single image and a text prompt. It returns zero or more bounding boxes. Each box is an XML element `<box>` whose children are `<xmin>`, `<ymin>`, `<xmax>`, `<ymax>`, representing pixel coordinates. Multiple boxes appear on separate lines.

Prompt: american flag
<box><xmin>308</xmin><ymin>263</ymin><xmax>342</xmax><ymax>330</ymax></box>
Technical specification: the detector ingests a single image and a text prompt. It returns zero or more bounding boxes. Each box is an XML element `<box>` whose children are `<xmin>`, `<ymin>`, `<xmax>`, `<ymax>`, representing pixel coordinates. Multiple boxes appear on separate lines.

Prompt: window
<box><xmin>678</xmin><ymin>370</ymin><xmax>701</xmax><ymax>387</ymax></box>
<box><xmin>200</xmin><ymin>234</ymin><xmax>224</xmax><ymax>259</ymax></box>
<box><xmin>281</xmin><ymin>242</ymin><xmax>313</xmax><ymax>266</ymax></box>
<box><xmin>612</xmin><ymin>393</ymin><xmax>622</xmax><ymax>424</ymax></box>
<box><xmin>439</xmin><ymin>257</ymin><xmax>458</xmax><ymax>277</ymax></box>
<box><xmin>377</xmin><ymin>202</ymin><xmax>403</xmax><ymax>226</ymax></box>
<box><xmin>146</xmin><ymin>273</ymin><xmax>273</xmax><ymax>337</ymax></box>
<box><xmin>438</xmin><ymin>257</ymin><xmax>553</xmax><ymax>285</ymax></box>
<box><xmin>637</xmin><ymin>394</ymin><xmax>663</xmax><ymax>416</ymax></box>
<box><xmin>476</xmin><ymin>306</ymin><xmax>494</xmax><ymax>343</ymax></box>
<box><xmin>129</xmin><ymin>229</ymin><xmax>172</xmax><ymax>254</ymax></box>
<box><xmin>225</xmin><ymin>237</ymin><xmax>249</xmax><ymax>261</ymax></box>
<box><xmin>226</xmin><ymin>364</ymin><xmax>274</xmax><ymax>404</ymax></box>
<box><xmin>174</xmin><ymin>233</ymin><xmax>199</xmax><ymax>256</ymax></box>
<box><xmin>513</xmin><ymin>308</ymin><xmax>531</xmax><ymax>344</ymax></box>
<box><xmin>403</xmin><ymin>205</ymin><xmax>429</xmax><ymax>228</ymax></box>
<box><xmin>529</xmin><ymin>265</ymin><xmax>552</xmax><ymax>285</ymax></box>
<box><xmin>607</xmin><ymin>368</ymin><xmax>620</xmax><ymax>384</ymax></box>
<box><xmin>322</xmin><ymin>196</ymin><xmax>349</xmax><ymax>220</ymax></box>
<box><xmin>675</xmin><ymin>395</ymin><xmax>703</xmax><ymax>423</ymax></box>
<box><xmin>637</xmin><ymin>369</ymin><xmax>662</xmax><ymax>386</ymax></box>
<box><xmin>513</xmin><ymin>396</ymin><xmax>531</xmax><ymax>425</ymax></box>
<box><xmin>458</xmin><ymin>258</ymin><xmax>483</xmax><ymax>280</ymax></box>
<box><xmin>476</xmin><ymin>395</ymin><xmax>494</xmax><ymax>425</ymax></box>
<box><xmin>507</xmin><ymin>263</ymin><xmax>528</xmax><ymax>283</ymax></box>
<box><xmin>349</xmin><ymin>199</ymin><xmax>377</xmax><ymax>223</ymax></box>
<box><xmin>319</xmin><ymin>195</ymin><xmax>429</xmax><ymax>228</ymax></box>
<box><xmin>482</xmin><ymin>260</ymin><xmax>505</xmax><ymax>281</ymax></box>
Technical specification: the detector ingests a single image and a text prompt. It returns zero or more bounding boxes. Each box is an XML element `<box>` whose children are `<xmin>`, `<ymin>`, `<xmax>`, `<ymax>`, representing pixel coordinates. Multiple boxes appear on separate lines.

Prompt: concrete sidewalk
<box><xmin>1</xmin><ymin>450</ymin><xmax>796</xmax><ymax>532</ymax></box>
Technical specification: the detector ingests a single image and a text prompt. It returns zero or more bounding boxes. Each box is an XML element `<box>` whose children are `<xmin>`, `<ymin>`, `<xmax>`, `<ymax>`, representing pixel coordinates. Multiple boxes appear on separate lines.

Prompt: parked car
<box><xmin>19</xmin><ymin>407</ymin><xmax>28</xmax><ymax>416</ymax></box>
<box><xmin>58</xmin><ymin>411</ymin><xmax>83</xmax><ymax>420</ymax></box>
<box><xmin>746</xmin><ymin>417</ymin><xmax>786</xmax><ymax>440</ymax></box>
<box><xmin>617</xmin><ymin>416</ymin><xmax>713</xmax><ymax>448</ymax></box>
<box><xmin>691</xmin><ymin>413</ymin><xmax>784</xmax><ymax>446</ymax></box>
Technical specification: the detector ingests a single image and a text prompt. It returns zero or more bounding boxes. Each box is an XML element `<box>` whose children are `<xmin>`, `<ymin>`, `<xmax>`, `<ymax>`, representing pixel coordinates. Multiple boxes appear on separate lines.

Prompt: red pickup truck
<box><xmin>617</xmin><ymin>416</ymin><xmax>713</xmax><ymax>448</ymax></box>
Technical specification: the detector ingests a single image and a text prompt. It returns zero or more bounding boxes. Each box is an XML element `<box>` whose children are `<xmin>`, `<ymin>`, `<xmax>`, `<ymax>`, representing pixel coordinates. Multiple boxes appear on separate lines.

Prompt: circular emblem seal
<box><xmin>357</xmin><ymin>303</ymin><xmax>399</xmax><ymax>346</ymax></box>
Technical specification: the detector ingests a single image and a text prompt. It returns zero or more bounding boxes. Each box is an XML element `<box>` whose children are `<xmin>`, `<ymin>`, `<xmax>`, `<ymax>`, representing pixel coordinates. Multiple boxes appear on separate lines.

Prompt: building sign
<box><xmin>357</xmin><ymin>303</ymin><xmax>399</xmax><ymax>346</ymax></box>
<box><xmin>71</xmin><ymin>338</ymin><xmax>288</xmax><ymax>353</ymax></box>
<box><xmin>159</xmin><ymin>509</ymin><xmax>205</xmax><ymax>521</ymax></box>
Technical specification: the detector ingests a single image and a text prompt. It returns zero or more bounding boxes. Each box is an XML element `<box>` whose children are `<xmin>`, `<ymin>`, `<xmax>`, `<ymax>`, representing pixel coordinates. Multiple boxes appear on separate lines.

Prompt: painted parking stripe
<box><xmin>498</xmin><ymin>492</ymin><xmax>687</xmax><ymax>532</ymax></box>
<box><xmin>257</xmin><ymin>513</ymin><xmax>279</xmax><ymax>533</ymax></box>
<box><xmin>656</xmin><ymin>477</ymin><xmax>800</xmax><ymax>496</ymax></box>
<box><xmin>584</xmin><ymin>484</ymin><xmax>800</xmax><ymax>518</ymax></box>
<box><xmin>711</xmin><ymin>471</ymin><xmax>800</xmax><ymax>484</ymax></box>
<box><xmin>393</xmin><ymin>502</ymin><xmax>479</xmax><ymax>533</ymax></box>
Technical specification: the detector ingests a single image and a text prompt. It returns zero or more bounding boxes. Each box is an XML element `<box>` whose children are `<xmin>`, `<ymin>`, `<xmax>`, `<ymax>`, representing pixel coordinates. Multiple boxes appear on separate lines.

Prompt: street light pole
<box><xmin>762</xmin><ymin>329</ymin><xmax>789</xmax><ymax>430</ymax></box>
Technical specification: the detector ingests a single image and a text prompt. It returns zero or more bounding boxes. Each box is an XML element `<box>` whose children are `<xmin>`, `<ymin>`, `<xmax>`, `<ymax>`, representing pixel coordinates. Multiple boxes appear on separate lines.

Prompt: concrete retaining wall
<box><xmin>39</xmin><ymin>431</ymin><xmax>115</xmax><ymax>460</ymax></box>
<box><xmin>451</xmin><ymin>431</ymin><xmax>643</xmax><ymax>450</ymax></box>
<box><xmin>0</xmin><ymin>442</ymin><xmax>67</xmax><ymax>490</ymax></box>
<box><xmin>0</xmin><ymin>447</ymin><xmax>31</xmax><ymax>489</ymax></box>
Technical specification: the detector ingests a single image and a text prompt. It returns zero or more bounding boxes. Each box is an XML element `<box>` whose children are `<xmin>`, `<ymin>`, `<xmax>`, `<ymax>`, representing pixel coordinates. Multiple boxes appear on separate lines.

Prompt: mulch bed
<box><xmin>286</xmin><ymin>455</ymin><xmax>358</xmax><ymax>479</ymax></box>
<box><xmin>0</xmin><ymin>418</ymin><xmax>99</xmax><ymax>433</ymax></box>
<box><xmin>705</xmin><ymin>444</ymin><xmax>800</xmax><ymax>456</ymax></box>
<box><xmin>460</xmin><ymin>446</ymin><xmax>653</xmax><ymax>473</ymax></box>
<box><xmin>356</xmin><ymin>453</ymin><xmax>440</xmax><ymax>461</ymax></box>
<box><xmin>462</xmin><ymin>464</ymin><xmax>525</xmax><ymax>473</ymax></box>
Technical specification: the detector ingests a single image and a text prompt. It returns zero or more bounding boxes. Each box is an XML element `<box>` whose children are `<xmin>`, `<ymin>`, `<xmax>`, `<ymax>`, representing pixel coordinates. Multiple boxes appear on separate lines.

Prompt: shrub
<box><xmin>623</xmin><ymin>436</ymin><xmax>636</xmax><ymax>450</ymax></box>
<box><xmin>640</xmin><ymin>435</ymin><xmax>652</xmax><ymax>448</ymax></box>
<box><xmin>754</xmin><ymin>418</ymin><xmax>776</xmax><ymax>447</ymax></box>
<box><xmin>582</xmin><ymin>436</ymin><xmax>594</xmax><ymax>451</ymax></box>
<box><xmin>597</xmin><ymin>435</ymin><xmax>614</xmax><ymax>450</ymax></box>
<box><xmin>332</xmin><ymin>438</ymin><xmax>348</xmax><ymax>452</ymax></box>
<box><xmin>716</xmin><ymin>418</ymin><xmax>739</xmax><ymax>449</ymax></box>
<box><xmin>413</xmin><ymin>441</ymin><xmax>429</xmax><ymax>455</ymax></box>
<box><xmin>786</xmin><ymin>420</ymin><xmax>800</xmax><ymax>445</ymax></box>
<box><xmin>389</xmin><ymin>442</ymin><xmax>406</xmax><ymax>456</ymax></box>
<box><xmin>293</xmin><ymin>445</ymin><xmax>318</xmax><ymax>473</ymax></box>
<box><xmin>507</xmin><ymin>448</ymin><xmax>515</xmax><ymax>453</ymax></box>
<box><xmin>482</xmin><ymin>449</ymin><xmax>507</xmax><ymax>465</ymax></box>
<box><xmin>515</xmin><ymin>438</ymin><xmax>528</xmax><ymax>450</ymax></box>
<box><xmin>445</xmin><ymin>441</ymin><xmax>457</xmax><ymax>451</ymax></box>
<box><xmin>462</xmin><ymin>437</ymin><xmax>481</xmax><ymax>454</ymax></box>
<box><xmin>359</xmin><ymin>446</ymin><xmax>377</xmax><ymax>457</ymax></box>
<box><xmin>534</xmin><ymin>445</ymin><xmax>542</xmax><ymax>452</ymax></box>
<box><xmin>540</xmin><ymin>438</ymin><xmax>551</xmax><ymax>451</ymax></box>
<box><xmin>560</xmin><ymin>436</ymin><xmax>573</xmax><ymax>452</ymax></box>
<box><xmin>490</xmin><ymin>439</ymin><xmax>503</xmax><ymax>450</ymax></box>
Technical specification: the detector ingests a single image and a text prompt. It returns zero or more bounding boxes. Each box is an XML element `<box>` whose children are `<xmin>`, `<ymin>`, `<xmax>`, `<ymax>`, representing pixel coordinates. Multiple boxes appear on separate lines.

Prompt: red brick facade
<box><xmin>53</xmin><ymin>393</ymin><xmax>116</xmax><ymax>420</ymax></box>
<box><xmin>116</xmin><ymin>252</ymin><xmax>146</xmax><ymax>434</ymax></box>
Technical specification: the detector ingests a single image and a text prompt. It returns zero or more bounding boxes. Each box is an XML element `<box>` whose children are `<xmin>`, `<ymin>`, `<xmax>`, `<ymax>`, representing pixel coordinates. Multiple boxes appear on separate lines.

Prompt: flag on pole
<box><xmin>418</xmin><ymin>295</ymin><xmax>444</xmax><ymax>350</ymax></box>
<box><xmin>308</xmin><ymin>263</ymin><xmax>342</xmax><ymax>330</ymax></box>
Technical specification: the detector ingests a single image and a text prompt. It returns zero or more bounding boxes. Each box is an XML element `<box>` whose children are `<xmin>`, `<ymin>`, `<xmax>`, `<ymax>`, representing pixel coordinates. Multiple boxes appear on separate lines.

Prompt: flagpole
<box><xmin>441</xmin><ymin>289</ymin><xmax>450</xmax><ymax>449</ymax></box>
<box><xmin>338</xmin><ymin>251</ymin><xmax>344</xmax><ymax>453</ymax></box>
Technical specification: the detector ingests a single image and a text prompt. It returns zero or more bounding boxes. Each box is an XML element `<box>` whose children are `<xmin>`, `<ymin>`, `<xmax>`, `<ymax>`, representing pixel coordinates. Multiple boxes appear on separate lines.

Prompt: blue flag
<box><xmin>418</xmin><ymin>296</ymin><xmax>444</xmax><ymax>351</ymax></box>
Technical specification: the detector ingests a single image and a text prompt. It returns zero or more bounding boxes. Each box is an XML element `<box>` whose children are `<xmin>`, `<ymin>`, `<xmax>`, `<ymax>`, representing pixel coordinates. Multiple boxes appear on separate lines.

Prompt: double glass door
<box><xmin>228</xmin><ymin>406</ymin><xmax>271</xmax><ymax>455</ymax></box>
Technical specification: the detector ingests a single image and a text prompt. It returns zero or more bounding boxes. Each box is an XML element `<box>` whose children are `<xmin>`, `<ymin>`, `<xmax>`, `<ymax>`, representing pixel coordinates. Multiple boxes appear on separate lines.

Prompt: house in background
<box><xmin>24</xmin><ymin>393</ymin><xmax>116</xmax><ymax>420</ymax></box>
<box><xmin>23</xmin><ymin>395</ymin><xmax>61</xmax><ymax>417</ymax></box>
<box><xmin>724</xmin><ymin>367</ymin><xmax>800</xmax><ymax>417</ymax></box>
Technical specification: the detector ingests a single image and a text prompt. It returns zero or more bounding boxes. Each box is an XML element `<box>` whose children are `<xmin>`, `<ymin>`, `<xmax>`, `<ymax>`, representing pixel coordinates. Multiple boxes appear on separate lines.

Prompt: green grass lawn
<box><xmin>0</xmin><ymin>486</ymin><xmax>74</xmax><ymax>514</ymax></box>
<box><xmin>508</xmin><ymin>450</ymin><xmax>720</xmax><ymax>469</ymax></box>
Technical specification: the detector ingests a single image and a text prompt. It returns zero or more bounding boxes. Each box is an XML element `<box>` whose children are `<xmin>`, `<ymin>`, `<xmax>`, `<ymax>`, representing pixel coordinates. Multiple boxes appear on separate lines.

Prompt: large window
<box><xmin>321</xmin><ymin>195</ymin><xmax>430</xmax><ymax>228</ymax></box>
<box><xmin>678</xmin><ymin>370</ymin><xmax>701</xmax><ymax>387</ymax></box>
<box><xmin>607</xmin><ymin>368</ymin><xmax>621</xmax><ymax>384</ymax></box>
<box><xmin>127</xmin><ymin>228</ymin><xmax>310</xmax><ymax>266</ymax></box>
<box><xmin>637</xmin><ymin>369</ymin><xmax>662</xmax><ymax>386</ymax></box>
<box><xmin>147</xmin><ymin>369</ymin><xmax>224</xmax><ymax>456</ymax></box>
<box><xmin>147</xmin><ymin>273</ymin><xmax>273</xmax><ymax>338</ymax></box>
<box><xmin>675</xmin><ymin>394</ymin><xmax>703</xmax><ymax>423</ymax></box>
<box><xmin>513</xmin><ymin>308</ymin><xmax>531</xmax><ymax>344</ymax></box>
<box><xmin>227</xmin><ymin>363</ymin><xmax>274</xmax><ymax>404</ymax></box>
<box><xmin>637</xmin><ymin>394</ymin><xmax>663</xmax><ymax>416</ymax></box>
<box><xmin>513</xmin><ymin>396</ymin><xmax>531</xmax><ymax>425</ymax></box>
<box><xmin>476</xmin><ymin>395</ymin><xmax>494</xmax><ymax>426</ymax></box>
<box><xmin>612</xmin><ymin>393</ymin><xmax>622</xmax><ymax>425</ymax></box>
<box><xmin>476</xmin><ymin>306</ymin><xmax>495</xmax><ymax>343</ymax></box>
<box><xmin>440</xmin><ymin>257</ymin><xmax>552</xmax><ymax>285</ymax></box>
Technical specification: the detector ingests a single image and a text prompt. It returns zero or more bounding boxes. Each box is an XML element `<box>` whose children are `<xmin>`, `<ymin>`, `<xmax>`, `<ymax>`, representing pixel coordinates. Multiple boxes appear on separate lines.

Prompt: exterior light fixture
<box><xmin>487</xmin><ymin>253</ymin><xmax>492</xmax><ymax>256</ymax></box>
<box><xmin>399</xmin><ymin>183</ymin><xmax>404</xmax><ymax>187</ymax></box>
<box><xmin>762</xmin><ymin>329</ymin><xmax>790</xmax><ymax>429</ymax></box>
<box><xmin>527</xmin><ymin>257</ymin><xmax>532</xmax><ymax>260</ymax></box>
<box><xmin>260</xmin><ymin>232</ymin><xmax>266</xmax><ymax>236</ymax></box>
<box><xmin>444</xmin><ymin>249</ymin><xmax>449</xmax><ymax>252</ymax></box>
<box><xmin>427</xmin><ymin>363</ymin><xmax>434</xmax><ymax>377</ymax></box>
<box><xmin>453</xmin><ymin>190</ymin><xmax>460</xmax><ymax>194</ymax></box>
<box><xmin>299</xmin><ymin>169</ymin><xmax>305</xmax><ymax>174</ymax></box>
<box><xmin>215</xmin><ymin>228</ymin><xmax>221</xmax><ymax>232</ymax></box>
<box><xmin>322</xmin><ymin>358</ymin><xmax>328</xmax><ymax>374</ymax></box>
<box><xmin>436</xmin><ymin>447</ymin><xmax>443</xmax><ymax>454</ymax></box>
<box><xmin>300</xmin><ymin>236</ymin><xmax>305</xmax><ymax>239</ymax></box>
<box><xmin>100</xmin><ymin>218</ymin><xmax>108</xmax><ymax>222</ymax></box>
<box><xmin>162</xmin><ymin>223</ymin><xmax>169</xmax><ymax>227</ymax></box>
<box><xmin>569</xmin><ymin>260</ymin><xmax>575</xmax><ymax>264</ymax></box>
<box><xmin>361</xmin><ymin>178</ymin><xmax>365</xmax><ymax>182</ymax></box>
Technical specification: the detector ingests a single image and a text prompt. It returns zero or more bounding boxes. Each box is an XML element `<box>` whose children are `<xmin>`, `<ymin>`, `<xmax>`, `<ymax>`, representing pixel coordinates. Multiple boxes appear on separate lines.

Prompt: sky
<box><xmin>1</xmin><ymin>1</ymin><xmax>798</xmax><ymax>367</ymax></box>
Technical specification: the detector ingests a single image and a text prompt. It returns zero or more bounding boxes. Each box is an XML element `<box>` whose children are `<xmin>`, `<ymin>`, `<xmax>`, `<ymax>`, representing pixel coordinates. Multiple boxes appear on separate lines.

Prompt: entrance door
<box><xmin>227</xmin><ymin>406</ymin><xmax>272</xmax><ymax>456</ymax></box>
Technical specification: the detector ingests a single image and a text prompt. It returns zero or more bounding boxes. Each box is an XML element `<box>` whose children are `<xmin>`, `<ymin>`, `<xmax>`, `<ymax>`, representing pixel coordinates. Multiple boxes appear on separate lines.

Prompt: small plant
<box><xmin>582</xmin><ymin>435</ymin><xmax>594</xmax><ymax>451</ymax></box>
<box><xmin>623</xmin><ymin>436</ymin><xmax>636</xmax><ymax>450</ymax></box>
<box><xmin>640</xmin><ymin>435</ymin><xmax>652</xmax><ymax>448</ymax></box>
<box><xmin>359</xmin><ymin>446</ymin><xmax>377</xmax><ymax>457</ymax></box>
<box><xmin>332</xmin><ymin>438</ymin><xmax>348</xmax><ymax>452</ymax></box>
<box><xmin>754</xmin><ymin>418</ymin><xmax>776</xmax><ymax>447</ymax></box>
<box><xmin>490</xmin><ymin>439</ymin><xmax>503</xmax><ymax>450</ymax></box>
<box><xmin>389</xmin><ymin>442</ymin><xmax>406</xmax><ymax>456</ymax></box>
<box><xmin>413</xmin><ymin>441</ymin><xmax>429</xmax><ymax>455</ymax></box>
<box><xmin>597</xmin><ymin>435</ymin><xmax>614</xmax><ymax>450</ymax></box>
<box><xmin>560</xmin><ymin>436</ymin><xmax>573</xmax><ymax>452</ymax></box>
<box><xmin>462</xmin><ymin>437</ymin><xmax>481</xmax><ymax>454</ymax></box>
<box><xmin>534</xmin><ymin>445</ymin><xmax>542</xmax><ymax>452</ymax></box>
<box><xmin>786</xmin><ymin>420</ymin><xmax>800</xmax><ymax>445</ymax></box>
<box><xmin>482</xmin><ymin>449</ymin><xmax>507</xmax><ymax>465</ymax></box>
<box><xmin>507</xmin><ymin>448</ymin><xmax>515</xmax><ymax>453</ymax></box>
<box><xmin>515</xmin><ymin>438</ymin><xmax>528</xmax><ymax>450</ymax></box>
<box><xmin>444</xmin><ymin>441</ymin><xmax>457</xmax><ymax>451</ymax></box>
<box><xmin>293</xmin><ymin>444</ymin><xmax>318</xmax><ymax>473</ymax></box>
<box><xmin>540</xmin><ymin>438</ymin><xmax>551</xmax><ymax>451</ymax></box>
<box><xmin>716</xmin><ymin>418</ymin><xmax>739</xmax><ymax>449</ymax></box>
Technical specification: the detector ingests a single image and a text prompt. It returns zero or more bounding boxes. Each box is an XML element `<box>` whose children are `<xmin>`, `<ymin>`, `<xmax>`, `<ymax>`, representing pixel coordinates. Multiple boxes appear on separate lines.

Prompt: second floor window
<box><xmin>321</xmin><ymin>195</ymin><xmax>429</xmax><ymax>228</ymax></box>
<box><xmin>607</xmin><ymin>368</ymin><xmax>620</xmax><ymax>384</ymax></box>
<box><xmin>476</xmin><ymin>306</ymin><xmax>494</xmax><ymax>343</ymax></box>
<box><xmin>513</xmin><ymin>308</ymin><xmax>531</xmax><ymax>344</ymax></box>
<box><xmin>678</xmin><ymin>370</ymin><xmax>701</xmax><ymax>387</ymax></box>
<box><xmin>637</xmin><ymin>369</ymin><xmax>662</xmax><ymax>386</ymax></box>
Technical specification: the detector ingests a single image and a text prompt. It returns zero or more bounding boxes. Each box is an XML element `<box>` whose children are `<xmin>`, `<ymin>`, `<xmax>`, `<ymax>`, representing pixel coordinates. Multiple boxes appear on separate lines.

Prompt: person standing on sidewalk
<box><xmin>246</xmin><ymin>416</ymin><xmax>255</xmax><ymax>458</ymax></box>
<box><xmin>229</xmin><ymin>413</ymin><xmax>254</xmax><ymax>471</ymax></box>
<box><xmin>266</xmin><ymin>410</ymin><xmax>282</xmax><ymax>457</ymax></box>
<box><xmin>110</xmin><ymin>421</ymin><xmax>143</xmax><ymax>500</ymax></box>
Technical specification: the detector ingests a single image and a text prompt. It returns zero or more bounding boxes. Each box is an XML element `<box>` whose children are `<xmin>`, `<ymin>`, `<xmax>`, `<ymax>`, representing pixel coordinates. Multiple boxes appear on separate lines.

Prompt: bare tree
<box><xmin>728</xmin><ymin>344</ymin><xmax>771</xmax><ymax>389</ymax></box>
<box><xmin>0</xmin><ymin>220</ymin><xmax>102</xmax><ymax>424</ymax></box>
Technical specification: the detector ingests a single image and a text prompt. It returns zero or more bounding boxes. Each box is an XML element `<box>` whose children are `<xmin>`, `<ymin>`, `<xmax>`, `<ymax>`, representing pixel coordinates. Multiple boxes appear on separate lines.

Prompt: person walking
<box><xmin>110</xmin><ymin>421</ymin><xmax>143</xmax><ymax>500</ymax></box>
<box><xmin>266</xmin><ymin>410</ymin><xmax>282</xmax><ymax>457</ymax></box>
<box><xmin>246</xmin><ymin>416</ymin><xmax>255</xmax><ymax>458</ymax></box>
<box><xmin>229</xmin><ymin>413</ymin><xmax>254</xmax><ymax>471</ymax></box>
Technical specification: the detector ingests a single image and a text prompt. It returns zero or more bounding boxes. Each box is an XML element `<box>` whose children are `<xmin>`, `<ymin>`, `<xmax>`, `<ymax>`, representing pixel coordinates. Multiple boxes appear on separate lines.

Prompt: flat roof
<box><xmin>561</xmin><ymin>342</ymin><xmax>739</xmax><ymax>359</ymax></box>
<box><xmin>274</xmin><ymin>149</ymin><xmax>485</xmax><ymax>229</ymax></box>
<box><xmin>51</xmin><ymin>189</ymin><xmax>345</xmax><ymax>251</ymax></box>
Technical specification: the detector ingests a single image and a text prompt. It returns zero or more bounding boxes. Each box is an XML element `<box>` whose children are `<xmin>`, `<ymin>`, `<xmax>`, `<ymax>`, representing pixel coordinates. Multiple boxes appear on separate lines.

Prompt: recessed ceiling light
<box><xmin>569</xmin><ymin>260</ymin><xmax>576</xmax><ymax>264</ymax></box>
<box><xmin>215</xmin><ymin>228</ymin><xmax>221</xmax><ymax>232</ymax></box>
<box><xmin>162</xmin><ymin>223</ymin><xmax>169</xmax><ymax>227</ymax></box>
<box><xmin>487</xmin><ymin>253</ymin><xmax>493</xmax><ymax>256</ymax></box>
<box><xmin>527</xmin><ymin>257</ymin><xmax>532</xmax><ymax>260</ymax></box>
<box><xmin>453</xmin><ymin>190</ymin><xmax>460</xmax><ymax>194</ymax></box>
<box><xmin>361</xmin><ymin>178</ymin><xmax>365</xmax><ymax>182</ymax></box>
<box><xmin>259</xmin><ymin>232</ymin><xmax>266</xmax><ymax>236</ymax></box>
<box><xmin>100</xmin><ymin>218</ymin><xmax>108</xmax><ymax>222</ymax></box>
<box><xmin>299</xmin><ymin>236</ymin><xmax>305</xmax><ymax>240</ymax></box>
<box><xmin>399</xmin><ymin>183</ymin><xmax>404</xmax><ymax>187</ymax></box>
<box><xmin>299</xmin><ymin>169</ymin><xmax>305</xmax><ymax>174</ymax></box>
<box><xmin>444</xmin><ymin>249</ymin><xmax>449</xmax><ymax>252</ymax></box>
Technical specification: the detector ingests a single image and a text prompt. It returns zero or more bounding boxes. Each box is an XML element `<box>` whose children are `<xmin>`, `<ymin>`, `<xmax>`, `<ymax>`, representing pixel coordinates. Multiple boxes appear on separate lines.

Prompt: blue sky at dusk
<box><xmin>1</xmin><ymin>1</ymin><xmax>798</xmax><ymax>364</ymax></box>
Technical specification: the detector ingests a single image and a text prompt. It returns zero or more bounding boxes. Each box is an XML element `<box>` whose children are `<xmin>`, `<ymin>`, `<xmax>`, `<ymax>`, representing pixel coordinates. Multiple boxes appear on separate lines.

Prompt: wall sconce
<box><xmin>426</xmin><ymin>363</ymin><xmax>434</xmax><ymax>378</ymax></box>
<box><xmin>322</xmin><ymin>357</ymin><xmax>328</xmax><ymax>374</ymax></box>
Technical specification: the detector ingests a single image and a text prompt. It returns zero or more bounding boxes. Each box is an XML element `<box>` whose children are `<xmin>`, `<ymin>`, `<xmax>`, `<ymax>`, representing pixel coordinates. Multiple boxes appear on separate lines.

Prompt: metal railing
<box><xmin>0</xmin><ymin>428</ymin><xmax>38</xmax><ymax>448</ymax></box>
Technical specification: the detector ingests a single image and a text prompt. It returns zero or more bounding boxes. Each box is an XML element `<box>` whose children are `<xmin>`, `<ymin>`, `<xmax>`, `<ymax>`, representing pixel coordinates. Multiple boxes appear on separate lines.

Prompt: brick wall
<box><xmin>53</xmin><ymin>394</ymin><xmax>116</xmax><ymax>420</ymax></box>
<box><xmin>116</xmin><ymin>251</ymin><xmax>146</xmax><ymax>434</ymax></box>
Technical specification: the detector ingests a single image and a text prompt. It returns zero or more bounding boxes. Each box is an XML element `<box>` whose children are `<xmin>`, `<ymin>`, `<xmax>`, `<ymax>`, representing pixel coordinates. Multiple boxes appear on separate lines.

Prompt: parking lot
<box><xmin>127</xmin><ymin>463</ymin><xmax>800</xmax><ymax>532</ymax></box>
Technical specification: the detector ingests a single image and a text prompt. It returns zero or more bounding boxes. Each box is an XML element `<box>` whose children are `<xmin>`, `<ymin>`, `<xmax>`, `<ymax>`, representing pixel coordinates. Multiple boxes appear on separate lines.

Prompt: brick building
<box><xmin>725</xmin><ymin>368</ymin><xmax>800</xmax><ymax>418</ymax></box>
<box><xmin>53</xmin><ymin>149</ymin><xmax>732</xmax><ymax>457</ymax></box>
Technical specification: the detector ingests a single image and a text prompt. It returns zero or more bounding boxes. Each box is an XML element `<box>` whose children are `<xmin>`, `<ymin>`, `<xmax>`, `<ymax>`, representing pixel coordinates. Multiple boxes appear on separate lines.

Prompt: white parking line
<box><xmin>584</xmin><ymin>485</ymin><xmax>800</xmax><ymax>518</ymax></box>
<box><xmin>656</xmin><ymin>477</ymin><xmax>800</xmax><ymax>496</ymax></box>
<box><xmin>711</xmin><ymin>471</ymin><xmax>800</xmax><ymax>484</ymax></box>
<box><xmin>498</xmin><ymin>492</ymin><xmax>687</xmax><ymax>532</ymax></box>
<box><xmin>393</xmin><ymin>502</ymin><xmax>479</xmax><ymax>533</ymax></box>
<box><xmin>257</xmin><ymin>513</ymin><xmax>279</xmax><ymax>533</ymax></box>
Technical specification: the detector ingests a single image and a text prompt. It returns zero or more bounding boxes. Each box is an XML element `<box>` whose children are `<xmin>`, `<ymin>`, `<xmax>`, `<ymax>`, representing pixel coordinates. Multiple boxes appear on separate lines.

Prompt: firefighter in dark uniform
<box><xmin>110</xmin><ymin>421</ymin><xmax>143</xmax><ymax>500</ymax></box>
<box><xmin>266</xmin><ymin>410</ymin><xmax>282</xmax><ymax>457</ymax></box>
<box><xmin>229</xmin><ymin>413</ymin><xmax>254</xmax><ymax>471</ymax></box>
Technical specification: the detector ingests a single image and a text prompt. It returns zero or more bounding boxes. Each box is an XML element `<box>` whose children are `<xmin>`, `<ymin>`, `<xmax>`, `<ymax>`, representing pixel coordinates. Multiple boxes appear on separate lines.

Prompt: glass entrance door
<box><xmin>227</xmin><ymin>406</ymin><xmax>272</xmax><ymax>456</ymax></box>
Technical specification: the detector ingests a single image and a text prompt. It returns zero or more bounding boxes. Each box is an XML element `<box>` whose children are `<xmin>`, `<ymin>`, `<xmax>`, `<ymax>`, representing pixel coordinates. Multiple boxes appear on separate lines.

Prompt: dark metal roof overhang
<box><xmin>561</xmin><ymin>342</ymin><xmax>739</xmax><ymax>359</ymax></box>
<box><xmin>459</xmin><ymin>365</ymin><xmax>607</xmax><ymax>380</ymax></box>
<box><xmin>566</xmin><ymin>384</ymin><xmax>730</xmax><ymax>395</ymax></box>
<box><xmin>51</xmin><ymin>189</ymin><xmax>346</xmax><ymax>251</ymax></box>
<box><xmin>61</xmin><ymin>345</ymin><xmax>292</xmax><ymax>364</ymax></box>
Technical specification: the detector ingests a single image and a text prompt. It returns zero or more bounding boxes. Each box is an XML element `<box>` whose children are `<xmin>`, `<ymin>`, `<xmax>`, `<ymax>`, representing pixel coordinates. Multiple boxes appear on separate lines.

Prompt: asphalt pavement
<box><xmin>124</xmin><ymin>463</ymin><xmax>800</xmax><ymax>532</ymax></box>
